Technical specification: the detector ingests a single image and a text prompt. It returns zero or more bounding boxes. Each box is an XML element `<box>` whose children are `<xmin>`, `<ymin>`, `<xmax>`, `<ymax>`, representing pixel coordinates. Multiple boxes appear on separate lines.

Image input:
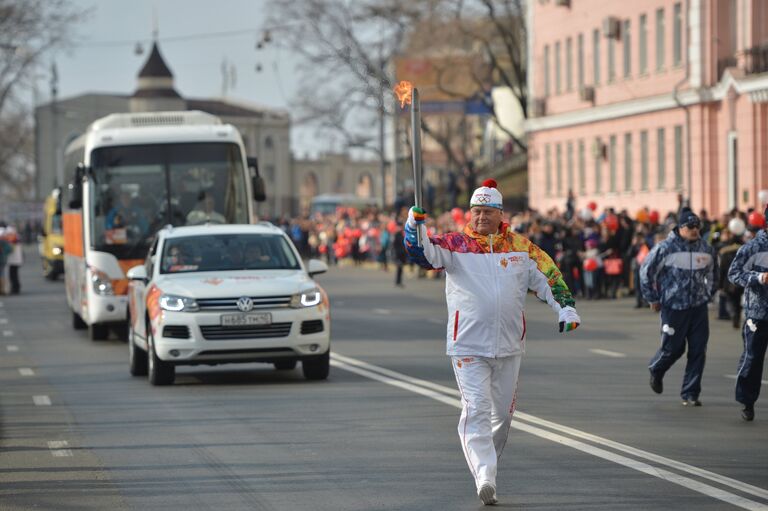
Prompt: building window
<box><xmin>656</xmin><ymin>8</ymin><xmax>665</xmax><ymax>71</ymax></box>
<box><xmin>673</xmin><ymin>2</ymin><xmax>682</xmax><ymax>66</ymax></box>
<box><xmin>555</xmin><ymin>41</ymin><xmax>562</xmax><ymax>94</ymax></box>
<box><xmin>578</xmin><ymin>140</ymin><xmax>586</xmax><ymax>194</ymax></box>
<box><xmin>544</xmin><ymin>45</ymin><xmax>550</xmax><ymax>97</ymax></box>
<box><xmin>545</xmin><ymin>144</ymin><xmax>552</xmax><ymax>196</ymax></box>
<box><xmin>593</xmin><ymin>29</ymin><xmax>601</xmax><ymax>85</ymax></box>
<box><xmin>640</xmin><ymin>130</ymin><xmax>649</xmax><ymax>191</ymax></box>
<box><xmin>567</xmin><ymin>141</ymin><xmax>574</xmax><ymax>192</ymax></box>
<box><xmin>639</xmin><ymin>14</ymin><xmax>648</xmax><ymax>74</ymax></box>
<box><xmin>556</xmin><ymin>143</ymin><xmax>563</xmax><ymax>196</ymax></box>
<box><xmin>608</xmin><ymin>37</ymin><xmax>616</xmax><ymax>82</ymax></box>
<box><xmin>609</xmin><ymin>135</ymin><xmax>617</xmax><ymax>192</ymax></box>
<box><xmin>566</xmin><ymin>37</ymin><xmax>573</xmax><ymax>91</ymax></box>
<box><xmin>657</xmin><ymin>127</ymin><xmax>666</xmax><ymax>189</ymax></box>
<box><xmin>594</xmin><ymin>137</ymin><xmax>602</xmax><ymax>193</ymax></box>
<box><xmin>674</xmin><ymin>125</ymin><xmax>684</xmax><ymax>189</ymax></box>
<box><xmin>578</xmin><ymin>33</ymin><xmax>585</xmax><ymax>89</ymax></box>
<box><xmin>624</xmin><ymin>133</ymin><xmax>633</xmax><ymax>191</ymax></box>
<box><xmin>264</xmin><ymin>136</ymin><xmax>274</xmax><ymax>149</ymax></box>
<box><xmin>623</xmin><ymin>20</ymin><xmax>631</xmax><ymax>78</ymax></box>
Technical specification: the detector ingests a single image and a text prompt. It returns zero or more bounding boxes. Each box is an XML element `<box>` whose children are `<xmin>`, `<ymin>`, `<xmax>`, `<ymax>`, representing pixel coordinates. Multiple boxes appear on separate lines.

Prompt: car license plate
<box><xmin>220</xmin><ymin>312</ymin><xmax>272</xmax><ymax>327</ymax></box>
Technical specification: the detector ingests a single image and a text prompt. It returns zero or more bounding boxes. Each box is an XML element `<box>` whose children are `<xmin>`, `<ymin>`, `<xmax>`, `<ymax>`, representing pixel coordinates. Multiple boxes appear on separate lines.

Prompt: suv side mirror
<box><xmin>68</xmin><ymin>163</ymin><xmax>87</xmax><ymax>209</ymax></box>
<box><xmin>307</xmin><ymin>259</ymin><xmax>328</xmax><ymax>277</ymax></box>
<box><xmin>247</xmin><ymin>156</ymin><xmax>266</xmax><ymax>202</ymax></box>
<box><xmin>126</xmin><ymin>265</ymin><xmax>148</xmax><ymax>282</ymax></box>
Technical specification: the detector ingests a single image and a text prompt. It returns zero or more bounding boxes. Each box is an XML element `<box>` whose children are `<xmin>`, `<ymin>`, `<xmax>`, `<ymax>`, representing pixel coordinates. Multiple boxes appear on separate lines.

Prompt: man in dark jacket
<box><xmin>727</xmin><ymin>205</ymin><xmax>768</xmax><ymax>421</ymax></box>
<box><xmin>640</xmin><ymin>208</ymin><xmax>718</xmax><ymax>407</ymax></box>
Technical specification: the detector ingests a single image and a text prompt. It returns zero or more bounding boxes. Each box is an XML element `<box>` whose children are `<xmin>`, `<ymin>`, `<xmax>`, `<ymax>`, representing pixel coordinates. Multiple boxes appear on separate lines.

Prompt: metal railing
<box><xmin>717</xmin><ymin>44</ymin><xmax>768</xmax><ymax>79</ymax></box>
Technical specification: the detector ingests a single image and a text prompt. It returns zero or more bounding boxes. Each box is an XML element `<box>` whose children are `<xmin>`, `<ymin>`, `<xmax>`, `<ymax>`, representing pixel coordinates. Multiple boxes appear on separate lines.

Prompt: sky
<box><xmin>37</xmin><ymin>0</ymin><xmax>325</xmax><ymax>156</ymax></box>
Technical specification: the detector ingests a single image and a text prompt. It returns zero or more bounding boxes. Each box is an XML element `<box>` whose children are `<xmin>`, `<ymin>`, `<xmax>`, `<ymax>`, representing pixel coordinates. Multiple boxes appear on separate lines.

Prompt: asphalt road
<box><xmin>1</xmin><ymin>249</ymin><xmax>767</xmax><ymax>510</ymax></box>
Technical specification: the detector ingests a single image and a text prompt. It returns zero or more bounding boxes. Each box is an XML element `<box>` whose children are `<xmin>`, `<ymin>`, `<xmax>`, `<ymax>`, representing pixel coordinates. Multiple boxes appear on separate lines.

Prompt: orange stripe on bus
<box><xmin>62</xmin><ymin>212</ymin><xmax>84</xmax><ymax>257</ymax></box>
<box><xmin>111</xmin><ymin>260</ymin><xmax>144</xmax><ymax>296</ymax></box>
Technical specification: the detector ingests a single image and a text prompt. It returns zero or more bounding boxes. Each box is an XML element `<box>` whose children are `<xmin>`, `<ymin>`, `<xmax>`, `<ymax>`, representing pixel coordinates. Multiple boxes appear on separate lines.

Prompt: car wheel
<box><xmin>274</xmin><ymin>359</ymin><xmax>297</xmax><ymax>371</ymax></box>
<box><xmin>302</xmin><ymin>350</ymin><xmax>330</xmax><ymax>380</ymax></box>
<box><xmin>72</xmin><ymin>311</ymin><xmax>87</xmax><ymax>330</ymax></box>
<box><xmin>128</xmin><ymin>324</ymin><xmax>148</xmax><ymax>377</ymax></box>
<box><xmin>148</xmin><ymin>329</ymin><xmax>175</xmax><ymax>386</ymax></box>
<box><xmin>89</xmin><ymin>322</ymin><xmax>110</xmax><ymax>341</ymax></box>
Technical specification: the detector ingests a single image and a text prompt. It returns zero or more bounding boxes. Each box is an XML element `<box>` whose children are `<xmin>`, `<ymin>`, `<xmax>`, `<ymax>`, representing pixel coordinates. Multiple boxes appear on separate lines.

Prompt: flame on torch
<box><xmin>393</xmin><ymin>80</ymin><xmax>413</xmax><ymax>108</ymax></box>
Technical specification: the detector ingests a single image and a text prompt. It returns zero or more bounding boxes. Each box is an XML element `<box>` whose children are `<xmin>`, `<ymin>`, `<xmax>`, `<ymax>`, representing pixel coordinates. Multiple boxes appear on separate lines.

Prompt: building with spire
<box><xmin>34</xmin><ymin>42</ymin><xmax>290</xmax><ymax>216</ymax></box>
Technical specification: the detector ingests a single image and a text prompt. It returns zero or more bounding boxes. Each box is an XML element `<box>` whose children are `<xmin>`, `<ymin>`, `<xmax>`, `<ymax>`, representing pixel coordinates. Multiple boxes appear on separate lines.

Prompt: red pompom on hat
<box><xmin>470</xmin><ymin>179</ymin><xmax>503</xmax><ymax>209</ymax></box>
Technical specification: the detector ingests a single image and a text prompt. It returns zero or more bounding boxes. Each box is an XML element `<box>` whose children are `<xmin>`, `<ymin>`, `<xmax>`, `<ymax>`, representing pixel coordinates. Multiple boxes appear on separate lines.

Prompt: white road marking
<box><xmin>725</xmin><ymin>374</ymin><xmax>768</xmax><ymax>385</ymax></box>
<box><xmin>33</xmin><ymin>395</ymin><xmax>52</xmax><ymax>406</ymax></box>
<box><xmin>331</xmin><ymin>352</ymin><xmax>768</xmax><ymax>509</ymax></box>
<box><xmin>372</xmin><ymin>308</ymin><xmax>392</xmax><ymax>315</ymax></box>
<box><xmin>47</xmin><ymin>440</ymin><xmax>73</xmax><ymax>457</ymax></box>
<box><xmin>6</xmin><ymin>345</ymin><xmax>19</xmax><ymax>352</ymax></box>
<box><xmin>2</xmin><ymin>330</ymin><xmax>12</xmax><ymax>337</ymax></box>
<box><xmin>589</xmin><ymin>348</ymin><xmax>627</xmax><ymax>358</ymax></box>
<box><xmin>18</xmin><ymin>368</ymin><xmax>34</xmax><ymax>376</ymax></box>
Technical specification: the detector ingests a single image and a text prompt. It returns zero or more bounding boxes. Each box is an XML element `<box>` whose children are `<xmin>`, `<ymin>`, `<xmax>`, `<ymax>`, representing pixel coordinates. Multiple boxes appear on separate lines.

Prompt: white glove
<box><xmin>558</xmin><ymin>306</ymin><xmax>581</xmax><ymax>333</ymax></box>
<box><xmin>406</xmin><ymin>207</ymin><xmax>427</xmax><ymax>229</ymax></box>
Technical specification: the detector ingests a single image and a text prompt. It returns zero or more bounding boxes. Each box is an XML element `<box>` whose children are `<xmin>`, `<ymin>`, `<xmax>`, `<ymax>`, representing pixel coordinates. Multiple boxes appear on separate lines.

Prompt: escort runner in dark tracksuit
<box><xmin>727</xmin><ymin>218</ymin><xmax>768</xmax><ymax>422</ymax></box>
<box><xmin>640</xmin><ymin>209</ymin><xmax>718</xmax><ymax>406</ymax></box>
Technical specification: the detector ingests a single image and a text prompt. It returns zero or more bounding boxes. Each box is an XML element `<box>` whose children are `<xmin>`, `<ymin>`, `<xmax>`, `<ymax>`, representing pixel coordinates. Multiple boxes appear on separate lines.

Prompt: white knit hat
<box><xmin>469</xmin><ymin>179</ymin><xmax>503</xmax><ymax>210</ymax></box>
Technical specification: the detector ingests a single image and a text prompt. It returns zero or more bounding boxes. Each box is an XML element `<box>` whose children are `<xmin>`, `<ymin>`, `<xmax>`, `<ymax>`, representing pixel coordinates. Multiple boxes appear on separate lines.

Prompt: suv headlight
<box><xmin>52</xmin><ymin>246</ymin><xmax>63</xmax><ymax>256</ymax></box>
<box><xmin>91</xmin><ymin>269</ymin><xmax>114</xmax><ymax>296</ymax></box>
<box><xmin>291</xmin><ymin>287</ymin><xmax>321</xmax><ymax>308</ymax></box>
<box><xmin>159</xmin><ymin>294</ymin><xmax>199</xmax><ymax>312</ymax></box>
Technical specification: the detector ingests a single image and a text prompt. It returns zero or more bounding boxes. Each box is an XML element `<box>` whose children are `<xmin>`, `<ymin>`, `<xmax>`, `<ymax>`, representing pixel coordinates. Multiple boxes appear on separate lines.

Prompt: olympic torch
<box><xmin>394</xmin><ymin>80</ymin><xmax>424</xmax><ymax>245</ymax></box>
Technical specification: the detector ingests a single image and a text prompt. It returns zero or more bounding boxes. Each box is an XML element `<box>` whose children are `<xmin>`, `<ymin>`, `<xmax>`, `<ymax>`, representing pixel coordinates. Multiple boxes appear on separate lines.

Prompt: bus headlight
<box><xmin>159</xmin><ymin>294</ymin><xmax>199</xmax><ymax>312</ymax></box>
<box><xmin>91</xmin><ymin>269</ymin><xmax>114</xmax><ymax>296</ymax></box>
<box><xmin>291</xmin><ymin>288</ymin><xmax>321</xmax><ymax>308</ymax></box>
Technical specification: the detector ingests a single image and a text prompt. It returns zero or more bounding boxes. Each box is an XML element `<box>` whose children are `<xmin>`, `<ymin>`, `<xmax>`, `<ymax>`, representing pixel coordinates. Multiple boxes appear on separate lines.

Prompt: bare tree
<box><xmin>0</xmin><ymin>0</ymin><xmax>86</xmax><ymax>199</ymax></box>
<box><xmin>266</xmin><ymin>0</ymin><xmax>527</xmax><ymax>203</ymax></box>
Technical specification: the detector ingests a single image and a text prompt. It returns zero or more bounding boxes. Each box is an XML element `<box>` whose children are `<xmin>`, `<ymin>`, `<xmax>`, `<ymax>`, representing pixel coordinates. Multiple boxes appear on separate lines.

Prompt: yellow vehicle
<box><xmin>39</xmin><ymin>188</ymin><xmax>65</xmax><ymax>280</ymax></box>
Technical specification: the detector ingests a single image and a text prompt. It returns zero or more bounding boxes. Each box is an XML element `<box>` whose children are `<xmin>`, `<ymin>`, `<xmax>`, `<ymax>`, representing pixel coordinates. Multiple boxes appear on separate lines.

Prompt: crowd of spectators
<box><xmin>266</xmin><ymin>195</ymin><xmax>767</xmax><ymax>322</ymax></box>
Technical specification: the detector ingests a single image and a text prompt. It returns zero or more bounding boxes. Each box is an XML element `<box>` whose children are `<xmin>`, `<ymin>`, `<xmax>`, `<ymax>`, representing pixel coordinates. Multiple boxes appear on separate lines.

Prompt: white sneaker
<box><xmin>477</xmin><ymin>482</ymin><xmax>498</xmax><ymax>505</ymax></box>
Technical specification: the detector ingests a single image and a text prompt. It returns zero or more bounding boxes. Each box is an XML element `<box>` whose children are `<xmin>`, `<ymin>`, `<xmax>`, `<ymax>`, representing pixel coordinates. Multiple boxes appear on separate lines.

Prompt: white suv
<box><xmin>126</xmin><ymin>223</ymin><xmax>330</xmax><ymax>385</ymax></box>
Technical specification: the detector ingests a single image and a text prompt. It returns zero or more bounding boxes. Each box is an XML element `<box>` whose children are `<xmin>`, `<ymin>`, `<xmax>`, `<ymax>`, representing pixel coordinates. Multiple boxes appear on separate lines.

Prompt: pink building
<box><xmin>525</xmin><ymin>0</ymin><xmax>768</xmax><ymax>216</ymax></box>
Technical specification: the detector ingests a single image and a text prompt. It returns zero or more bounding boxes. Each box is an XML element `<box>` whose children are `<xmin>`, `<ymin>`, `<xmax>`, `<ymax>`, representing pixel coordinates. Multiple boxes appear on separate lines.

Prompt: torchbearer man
<box><xmin>403</xmin><ymin>179</ymin><xmax>580</xmax><ymax>506</ymax></box>
<box><xmin>727</xmin><ymin>204</ymin><xmax>768</xmax><ymax>422</ymax></box>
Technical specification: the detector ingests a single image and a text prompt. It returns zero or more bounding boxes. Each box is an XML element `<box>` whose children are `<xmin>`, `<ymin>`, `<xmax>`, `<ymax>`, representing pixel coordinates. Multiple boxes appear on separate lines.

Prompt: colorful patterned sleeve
<box><xmin>526</xmin><ymin>240</ymin><xmax>576</xmax><ymax>309</ymax></box>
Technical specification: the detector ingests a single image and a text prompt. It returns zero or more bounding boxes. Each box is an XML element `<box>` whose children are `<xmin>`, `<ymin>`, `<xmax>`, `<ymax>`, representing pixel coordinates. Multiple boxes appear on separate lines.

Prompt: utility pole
<box><xmin>378</xmin><ymin>45</ymin><xmax>387</xmax><ymax>209</ymax></box>
<box><xmin>50</xmin><ymin>61</ymin><xmax>60</xmax><ymax>189</ymax></box>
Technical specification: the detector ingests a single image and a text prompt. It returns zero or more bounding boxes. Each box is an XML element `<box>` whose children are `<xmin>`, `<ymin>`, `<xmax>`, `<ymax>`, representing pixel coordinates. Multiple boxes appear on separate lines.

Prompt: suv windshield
<box><xmin>89</xmin><ymin>142</ymin><xmax>248</xmax><ymax>259</ymax></box>
<box><xmin>161</xmin><ymin>234</ymin><xmax>301</xmax><ymax>274</ymax></box>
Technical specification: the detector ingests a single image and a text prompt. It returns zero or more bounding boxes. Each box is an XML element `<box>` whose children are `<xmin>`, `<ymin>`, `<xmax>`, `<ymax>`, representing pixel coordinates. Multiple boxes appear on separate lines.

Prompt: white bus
<box><xmin>62</xmin><ymin>110</ymin><xmax>266</xmax><ymax>340</ymax></box>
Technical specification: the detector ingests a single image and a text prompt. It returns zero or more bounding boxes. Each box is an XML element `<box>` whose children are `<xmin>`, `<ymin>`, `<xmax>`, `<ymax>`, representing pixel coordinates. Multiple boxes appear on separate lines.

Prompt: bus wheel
<box><xmin>72</xmin><ymin>312</ymin><xmax>87</xmax><ymax>330</ymax></box>
<box><xmin>89</xmin><ymin>323</ymin><xmax>109</xmax><ymax>341</ymax></box>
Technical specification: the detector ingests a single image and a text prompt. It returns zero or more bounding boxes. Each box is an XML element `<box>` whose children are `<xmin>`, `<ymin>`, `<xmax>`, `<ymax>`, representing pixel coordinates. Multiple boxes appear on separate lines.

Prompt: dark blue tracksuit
<box><xmin>640</xmin><ymin>230</ymin><xmax>718</xmax><ymax>400</ymax></box>
<box><xmin>727</xmin><ymin>230</ymin><xmax>768</xmax><ymax>408</ymax></box>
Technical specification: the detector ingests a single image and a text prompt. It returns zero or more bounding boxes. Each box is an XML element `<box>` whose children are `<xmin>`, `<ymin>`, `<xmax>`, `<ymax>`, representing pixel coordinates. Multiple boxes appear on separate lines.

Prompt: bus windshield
<box><xmin>89</xmin><ymin>142</ymin><xmax>248</xmax><ymax>259</ymax></box>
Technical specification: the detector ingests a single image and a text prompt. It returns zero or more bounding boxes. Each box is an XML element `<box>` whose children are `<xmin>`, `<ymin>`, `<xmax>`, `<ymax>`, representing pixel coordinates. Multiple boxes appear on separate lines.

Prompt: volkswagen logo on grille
<box><xmin>236</xmin><ymin>297</ymin><xmax>254</xmax><ymax>312</ymax></box>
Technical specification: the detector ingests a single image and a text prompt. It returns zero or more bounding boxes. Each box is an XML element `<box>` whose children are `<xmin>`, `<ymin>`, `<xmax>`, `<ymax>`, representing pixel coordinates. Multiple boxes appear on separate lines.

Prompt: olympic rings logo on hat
<box><xmin>474</xmin><ymin>194</ymin><xmax>491</xmax><ymax>204</ymax></box>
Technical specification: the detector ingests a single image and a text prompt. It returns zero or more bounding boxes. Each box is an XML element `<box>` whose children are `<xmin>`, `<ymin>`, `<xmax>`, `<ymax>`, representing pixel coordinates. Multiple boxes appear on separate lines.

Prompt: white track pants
<box><xmin>451</xmin><ymin>355</ymin><xmax>522</xmax><ymax>490</ymax></box>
